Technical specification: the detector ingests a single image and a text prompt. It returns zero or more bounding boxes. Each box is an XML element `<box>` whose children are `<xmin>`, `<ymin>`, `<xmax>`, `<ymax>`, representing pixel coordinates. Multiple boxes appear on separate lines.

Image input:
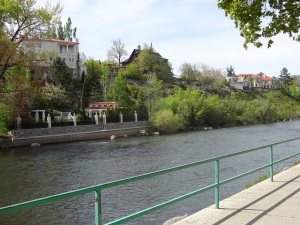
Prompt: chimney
<box><xmin>137</xmin><ymin>45</ymin><xmax>141</xmax><ymax>50</ymax></box>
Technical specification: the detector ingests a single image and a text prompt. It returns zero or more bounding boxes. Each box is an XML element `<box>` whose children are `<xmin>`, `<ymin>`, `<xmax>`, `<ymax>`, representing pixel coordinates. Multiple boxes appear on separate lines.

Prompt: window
<box><xmin>69</xmin><ymin>57</ymin><xmax>75</xmax><ymax>62</ymax></box>
<box><xmin>60</xmin><ymin>46</ymin><xmax>67</xmax><ymax>53</ymax></box>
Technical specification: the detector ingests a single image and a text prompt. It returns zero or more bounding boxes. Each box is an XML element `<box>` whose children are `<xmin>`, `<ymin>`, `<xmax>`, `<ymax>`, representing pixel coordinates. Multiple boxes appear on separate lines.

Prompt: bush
<box><xmin>150</xmin><ymin>110</ymin><xmax>183</xmax><ymax>133</ymax></box>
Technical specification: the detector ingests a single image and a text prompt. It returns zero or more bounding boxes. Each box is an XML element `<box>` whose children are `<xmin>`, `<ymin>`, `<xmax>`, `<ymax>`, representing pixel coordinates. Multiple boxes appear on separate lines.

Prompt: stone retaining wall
<box><xmin>11</xmin><ymin>121</ymin><xmax>150</xmax><ymax>138</ymax></box>
<box><xmin>0</xmin><ymin>135</ymin><xmax>13</xmax><ymax>149</ymax></box>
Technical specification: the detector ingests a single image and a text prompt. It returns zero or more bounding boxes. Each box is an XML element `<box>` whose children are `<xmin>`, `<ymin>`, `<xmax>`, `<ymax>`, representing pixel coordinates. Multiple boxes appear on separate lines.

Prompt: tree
<box><xmin>279</xmin><ymin>67</ymin><xmax>293</xmax><ymax>85</ymax></box>
<box><xmin>144</xmin><ymin>77</ymin><xmax>165</xmax><ymax>112</ymax></box>
<box><xmin>107</xmin><ymin>39</ymin><xmax>128</xmax><ymax>67</ymax></box>
<box><xmin>110</xmin><ymin>70</ymin><xmax>128</xmax><ymax>106</ymax></box>
<box><xmin>41</xmin><ymin>82</ymin><xmax>70</xmax><ymax>112</ymax></box>
<box><xmin>218</xmin><ymin>0</ymin><xmax>300</xmax><ymax>48</ymax></box>
<box><xmin>136</xmin><ymin>44</ymin><xmax>173</xmax><ymax>82</ymax></box>
<box><xmin>257</xmin><ymin>72</ymin><xmax>265</xmax><ymax>77</ymax></box>
<box><xmin>0</xmin><ymin>0</ymin><xmax>62</xmax><ymax>80</ymax></box>
<box><xmin>50</xmin><ymin>57</ymin><xmax>80</xmax><ymax>110</ymax></box>
<box><xmin>226</xmin><ymin>65</ymin><xmax>236</xmax><ymax>77</ymax></box>
<box><xmin>64</xmin><ymin>17</ymin><xmax>74</xmax><ymax>41</ymax></box>
<box><xmin>150</xmin><ymin>110</ymin><xmax>183</xmax><ymax>133</ymax></box>
<box><xmin>179</xmin><ymin>62</ymin><xmax>199</xmax><ymax>79</ymax></box>
<box><xmin>80</xmin><ymin>59</ymin><xmax>102</xmax><ymax>109</ymax></box>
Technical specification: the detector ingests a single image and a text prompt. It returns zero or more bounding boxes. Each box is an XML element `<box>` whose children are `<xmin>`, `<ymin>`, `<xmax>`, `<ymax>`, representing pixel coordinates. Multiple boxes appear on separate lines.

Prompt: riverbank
<box><xmin>2</xmin><ymin>121</ymin><xmax>154</xmax><ymax>148</ymax></box>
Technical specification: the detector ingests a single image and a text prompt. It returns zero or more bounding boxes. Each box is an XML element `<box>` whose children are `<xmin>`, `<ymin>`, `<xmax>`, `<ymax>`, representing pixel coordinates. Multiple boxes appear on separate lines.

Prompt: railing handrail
<box><xmin>1</xmin><ymin>136</ymin><xmax>300</xmax><ymax>224</ymax></box>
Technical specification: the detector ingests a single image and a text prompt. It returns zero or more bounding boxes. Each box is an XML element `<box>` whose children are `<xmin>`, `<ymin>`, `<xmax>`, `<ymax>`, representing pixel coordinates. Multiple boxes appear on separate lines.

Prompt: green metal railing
<box><xmin>1</xmin><ymin>137</ymin><xmax>300</xmax><ymax>224</ymax></box>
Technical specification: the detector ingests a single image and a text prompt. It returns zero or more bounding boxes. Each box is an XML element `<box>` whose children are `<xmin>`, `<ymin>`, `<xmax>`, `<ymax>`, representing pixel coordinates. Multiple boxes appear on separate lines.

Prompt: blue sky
<box><xmin>39</xmin><ymin>0</ymin><xmax>300</xmax><ymax>77</ymax></box>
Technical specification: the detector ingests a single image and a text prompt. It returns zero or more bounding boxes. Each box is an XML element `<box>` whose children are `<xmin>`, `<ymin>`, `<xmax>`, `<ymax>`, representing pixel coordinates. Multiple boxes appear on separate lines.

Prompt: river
<box><xmin>1</xmin><ymin>121</ymin><xmax>300</xmax><ymax>225</ymax></box>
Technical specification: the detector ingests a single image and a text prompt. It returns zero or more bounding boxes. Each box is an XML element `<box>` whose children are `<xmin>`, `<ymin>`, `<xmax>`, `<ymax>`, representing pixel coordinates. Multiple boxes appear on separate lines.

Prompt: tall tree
<box><xmin>110</xmin><ymin>70</ymin><xmax>128</xmax><ymax>106</ymax></box>
<box><xmin>136</xmin><ymin>44</ymin><xmax>173</xmax><ymax>82</ymax></box>
<box><xmin>218</xmin><ymin>0</ymin><xmax>300</xmax><ymax>48</ymax></box>
<box><xmin>226</xmin><ymin>65</ymin><xmax>236</xmax><ymax>77</ymax></box>
<box><xmin>279</xmin><ymin>67</ymin><xmax>293</xmax><ymax>85</ymax></box>
<box><xmin>179</xmin><ymin>62</ymin><xmax>199</xmax><ymax>80</ymax></box>
<box><xmin>107</xmin><ymin>39</ymin><xmax>128</xmax><ymax>67</ymax></box>
<box><xmin>64</xmin><ymin>17</ymin><xmax>75</xmax><ymax>41</ymax></box>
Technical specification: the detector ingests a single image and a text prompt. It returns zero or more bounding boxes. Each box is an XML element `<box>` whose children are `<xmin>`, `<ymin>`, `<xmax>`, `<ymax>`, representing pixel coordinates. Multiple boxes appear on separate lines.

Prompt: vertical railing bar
<box><xmin>95</xmin><ymin>189</ymin><xmax>102</xmax><ymax>225</ymax></box>
<box><xmin>215</xmin><ymin>160</ymin><xmax>220</xmax><ymax>209</ymax></box>
<box><xmin>270</xmin><ymin>145</ymin><xmax>274</xmax><ymax>182</ymax></box>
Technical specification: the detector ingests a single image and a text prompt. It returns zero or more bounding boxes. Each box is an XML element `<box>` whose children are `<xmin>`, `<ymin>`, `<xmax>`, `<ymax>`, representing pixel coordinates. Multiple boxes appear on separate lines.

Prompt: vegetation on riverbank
<box><xmin>245</xmin><ymin>160</ymin><xmax>300</xmax><ymax>189</ymax></box>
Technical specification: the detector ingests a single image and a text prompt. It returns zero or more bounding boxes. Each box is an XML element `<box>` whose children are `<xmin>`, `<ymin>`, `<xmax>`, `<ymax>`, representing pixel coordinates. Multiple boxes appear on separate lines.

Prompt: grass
<box><xmin>245</xmin><ymin>175</ymin><xmax>270</xmax><ymax>189</ymax></box>
<box><xmin>245</xmin><ymin>160</ymin><xmax>300</xmax><ymax>189</ymax></box>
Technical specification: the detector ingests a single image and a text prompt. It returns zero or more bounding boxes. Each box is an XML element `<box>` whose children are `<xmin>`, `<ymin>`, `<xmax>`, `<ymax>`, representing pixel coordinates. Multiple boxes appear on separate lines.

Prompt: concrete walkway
<box><xmin>173</xmin><ymin>164</ymin><xmax>300</xmax><ymax>225</ymax></box>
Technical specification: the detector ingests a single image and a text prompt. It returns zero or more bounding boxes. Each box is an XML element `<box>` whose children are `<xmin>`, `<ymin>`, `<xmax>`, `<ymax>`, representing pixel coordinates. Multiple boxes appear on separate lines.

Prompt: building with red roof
<box><xmin>21</xmin><ymin>37</ymin><xmax>87</xmax><ymax>80</ymax></box>
<box><xmin>85</xmin><ymin>102</ymin><xmax>119</xmax><ymax>117</ymax></box>
<box><xmin>237</xmin><ymin>74</ymin><xmax>277</xmax><ymax>89</ymax></box>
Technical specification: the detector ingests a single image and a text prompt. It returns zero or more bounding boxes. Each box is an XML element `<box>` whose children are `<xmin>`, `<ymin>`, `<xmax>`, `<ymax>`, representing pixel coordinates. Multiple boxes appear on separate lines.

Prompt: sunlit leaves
<box><xmin>218</xmin><ymin>0</ymin><xmax>300</xmax><ymax>48</ymax></box>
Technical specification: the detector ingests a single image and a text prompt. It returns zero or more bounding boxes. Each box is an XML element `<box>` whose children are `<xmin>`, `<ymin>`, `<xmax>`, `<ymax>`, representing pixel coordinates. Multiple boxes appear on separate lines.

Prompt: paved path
<box><xmin>173</xmin><ymin>164</ymin><xmax>300</xmax><ymax>225</ymax></box>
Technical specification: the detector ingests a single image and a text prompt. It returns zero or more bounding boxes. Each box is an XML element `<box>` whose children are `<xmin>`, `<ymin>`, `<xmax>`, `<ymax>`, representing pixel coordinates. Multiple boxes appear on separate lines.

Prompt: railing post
<box><xmin>95</xmin><ymin>189</ymin><xmax>102</xmax><ymax>225</ymax></box>
<box><xmin>215</xmin><ymin>160</ymin><xmax>220</xmax><ymax>209</ymax></box>
<box><xmin>270</xmin><ymin>145</ymin><xmax>274</xmax><ymax>182</ymax></box>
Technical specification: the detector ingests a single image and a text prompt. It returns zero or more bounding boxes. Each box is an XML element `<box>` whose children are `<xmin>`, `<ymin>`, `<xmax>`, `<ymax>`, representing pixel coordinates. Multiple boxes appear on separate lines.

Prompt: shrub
<box><xmin>150</xmin><ymin>109</ymin><xmax>183</xmax><ymax>133</ymax></box>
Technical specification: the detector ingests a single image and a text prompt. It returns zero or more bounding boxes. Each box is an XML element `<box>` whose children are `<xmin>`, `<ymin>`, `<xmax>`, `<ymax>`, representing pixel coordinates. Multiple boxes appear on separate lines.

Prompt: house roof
<box><xmin>23</xmin><ymin>37</ymin><xmax>79</xmax><ymax>45</ymax></box>
<box><xmin>261</xmin><ymin>76</ymin><xmax>276</xmax><ymax>81</ymax></box>
<box><xmin>89</xmin><ymin>102</ymin><xmax>118</xmax><ymax>105</ymax></box>
<box><xmin>121</xmin><ymin>45</ymin><xmax>166</xmax><ymax>64</ymax></box>
<box><xmin>237</xmin><ymin>74</ymin><xmax>276</xmax><ymax>80</ymax></box>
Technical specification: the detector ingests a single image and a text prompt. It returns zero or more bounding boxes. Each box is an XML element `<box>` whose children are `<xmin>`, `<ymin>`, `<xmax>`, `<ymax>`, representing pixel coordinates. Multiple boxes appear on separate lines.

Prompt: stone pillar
<box><xmin>42</xmin><ymin>111</ymin><xmax>45</xmax><ymax>122</ymax></box>
<box><xmin>47</xmin><ymin>114</ymin><xmax>51</xmax><ymax>128</ymax></box>
<box><xmin>35</xmin><ymin>112</ymin><xmax>39</xmax><ymax>123</ymax></box>
<box><xmin>95</xmin><ymin>113</ymin><xmax>99</xmax><ymax>126</ymax></box>
<box><xmin>119</xmin><ymin>112</ymin><xmax>123</xmax><ymax>123</ymax></box>
<box><xmin>103</xmin><ymin>112</ymin><xmax>106</xmax><ymax>125</ymax></box>
<box><xmin>73</xmin><ymin>113</ymin><xmax>77</xmax><ymax>126</ymax></box>
<box><xmin>134</xmin><ymin>111</ymin><xmax>138</xmax><ymax>122</ymax></box>
<box><xmin>88</xmin><ymin>110</ymin><xmax>92</xmax><ymax>118</ymax></box>
<box><xmin>17</xmin><ymin>115</ymin><xmax>22</xmax><ymax>130</ymax></box>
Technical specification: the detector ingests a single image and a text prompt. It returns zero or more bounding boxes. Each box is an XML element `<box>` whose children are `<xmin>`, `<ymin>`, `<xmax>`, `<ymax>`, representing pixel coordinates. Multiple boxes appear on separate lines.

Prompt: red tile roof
<box><xmin>24</xmin><ymin>37</ymin><xmax>79</xmax><ymax>45</ymax></box>
<box><xmin>237</xmin><ymin>74</ymin><xmax>276</xmax><ymax>80</ymax></box>
<box><xmin>89</xmin><ymin>102</ymin><xmax>118</xmax><ymax>104</ymax></box>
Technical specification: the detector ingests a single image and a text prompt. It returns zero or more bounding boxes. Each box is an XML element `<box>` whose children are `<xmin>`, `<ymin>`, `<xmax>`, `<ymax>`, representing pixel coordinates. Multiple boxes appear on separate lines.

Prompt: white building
<box><xmin>22</xmin><ymin>37</ymin><xmax>86</xmax><ymax>79</ymax></box>
<box><xmin>85</xmin><ymin>102</ymin><xmax>119</xmax><ymax>118</ymax></box>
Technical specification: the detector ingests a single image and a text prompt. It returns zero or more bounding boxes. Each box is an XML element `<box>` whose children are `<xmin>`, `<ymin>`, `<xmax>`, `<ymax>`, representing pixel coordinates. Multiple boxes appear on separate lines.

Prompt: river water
<box><xmin>1</xmin><ymin>121</ymin><xmax>300</xmax><ymax>225</ymax></box>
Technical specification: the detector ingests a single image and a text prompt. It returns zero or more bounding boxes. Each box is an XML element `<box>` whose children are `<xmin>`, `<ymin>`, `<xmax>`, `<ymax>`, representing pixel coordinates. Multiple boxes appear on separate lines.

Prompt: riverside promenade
<box><xmin>173</xmin><ymin>164</ymin><xmax>300</xmax><ymax>225</ymax></box>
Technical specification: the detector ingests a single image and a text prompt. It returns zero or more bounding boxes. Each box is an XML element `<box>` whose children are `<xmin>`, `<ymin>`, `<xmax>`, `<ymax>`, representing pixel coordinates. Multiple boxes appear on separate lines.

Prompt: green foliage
<box><xmin>0</xmin><ymin>103</ymin><xmax>8</xmax><ymax>134</ymax></box>
<box><xmin>226</xmin><ymin>65</ymin><xmax>235</xmax><ymax>76</ymax></box>
<box><xmin>218</xmin><ymin>0</ymin><xmax>300</xmax><ymax>48</ymax></box>
<box><xmin>279</xmin><ymin>67</ymin><xmax>293</xmax><ymax>86</ymax></box>
<box><xmin>151</xmin><ymin>109</ymin><xmax>183</xmax><ymax>133</ymax></box>
<box><xmin>144</xmin><ymin>77</ymin><xmax>165</xmax><ymax>112</ymax></box>
<box><xmin>110</xmin><ymin>70</ymin><xmax>129</xmax><ymax>106</ymax></box>
<box><xmin>41</xmin><ymin>82</ymin><xmax>70</xmax><ymax>111</ymax></box>
<box><xmin>245</xmin><ymin>175</ymin><xmax>270</xmax><ymax>189</ymax></box>
<box><xmin>125</xmin><ymin>63</ymin><xmax>142</xmax><ymax>80</ymax></box>
<box><xmin>136</xmin><ymin>44</ymin><xmax>173</xmax><ymax>82</ymax></box>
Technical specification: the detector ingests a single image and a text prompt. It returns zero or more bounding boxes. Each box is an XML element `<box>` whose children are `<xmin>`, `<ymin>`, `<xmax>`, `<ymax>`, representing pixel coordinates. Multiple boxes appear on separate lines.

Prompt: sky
<box><xmin>38</xmin><ymin>0</ymin><xmax>300</xmax><ymax>77</ymax></box>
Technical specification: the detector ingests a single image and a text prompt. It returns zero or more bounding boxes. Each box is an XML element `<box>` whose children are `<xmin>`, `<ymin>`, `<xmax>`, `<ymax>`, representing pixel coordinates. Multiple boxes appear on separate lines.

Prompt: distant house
<box><xmin>225</xmin><ymin>76</ymin><xmax>251</xmax><ymax>90</ymax></box>
<box><xmin>21</xmin><ymin>37</ymin><xmax>87</xmax><ymax>79</ymax></box>
<box><xmin>85</xmin><ymin>102</ymin><xmax>119</xmax><ymax>117</ymax></box>
<box><xmin>121</xmin><ymin>44</ymin><xmax>167</xmax><ymax>67</ymax></box>
<box><xmin>236</xmin><ymin>74</ymin><xmax>277</xmax><ymax>89</ymax></box>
